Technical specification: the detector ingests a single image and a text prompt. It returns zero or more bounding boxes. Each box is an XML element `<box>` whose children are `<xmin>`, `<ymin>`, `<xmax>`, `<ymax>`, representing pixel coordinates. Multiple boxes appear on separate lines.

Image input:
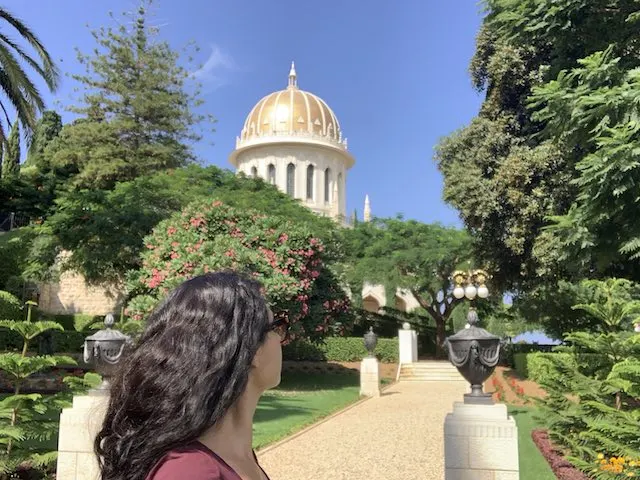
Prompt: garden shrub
<box><xmin>127</xmin><ymin>200</ymin><xmax>352</xmax><ymax>341</ymax></box>
<box><xmin>282</xmin><ymin>338</ymin><xmax>326</xmax><ymax>361</ymax></box>
<box><xmin>514</xmin><ymin>351</ymin><xmax>609</xmax><ymax>380</ymax></box>
<box><xmin>323</xmin><ymin>337</ymin><xmax>397</xmax><ymax>362</ymax></box>
<box><xmin>535</xmin><ymin>331</ymin><xmax>640</xmax><ymax>478</ymax></box>
<box><xmin>283</xmin><ymin>337</ymin><xmax>398</xmax><ymax>363</ymax></box>
<box><xmin>0</xmin><ymin>228</ymin><xmax>34</xmax><ymax>292</ymax></box>
<box><xmin>527</xmin><ymin>352</ymin><xmax>576</xmax><ymax>383</ymax></box>
<box><xmin>0</xmin><ymin>329</ymin><xmax>87</xmax><ymax>353</ymax></box>
<box><xmin>40</xmin><ymin>313</ymin><xmax>104</xmax><ymax>331</ymax></box>
<box><xmin>0</xmin><ymin>305</ymin><xmax>77</xmax><ymax>475</ymax></box>
<box><xmin>513</xmin><ymin>353</ymin><xmax>528</xmax><ymax>377</ymax></box>
<box><xmin>0</xmin><ymin>290</ymin><xmax>22</xmax><ymax>320</ymax></box>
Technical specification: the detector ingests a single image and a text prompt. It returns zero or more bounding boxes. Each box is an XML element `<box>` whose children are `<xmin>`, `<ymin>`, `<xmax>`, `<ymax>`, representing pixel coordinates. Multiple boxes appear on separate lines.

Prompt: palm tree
<box><xmin>0</xmin><ymin>7</ymin><xmax>59</xmax><ymax>142</ymax></box>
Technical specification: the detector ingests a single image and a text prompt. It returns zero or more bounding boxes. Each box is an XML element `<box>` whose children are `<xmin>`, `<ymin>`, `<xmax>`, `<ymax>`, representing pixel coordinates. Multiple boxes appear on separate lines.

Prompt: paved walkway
<box><xmin>257</xmin><ymin>381</ymin><xmax>468</xmax><ymax>480</ymax></box>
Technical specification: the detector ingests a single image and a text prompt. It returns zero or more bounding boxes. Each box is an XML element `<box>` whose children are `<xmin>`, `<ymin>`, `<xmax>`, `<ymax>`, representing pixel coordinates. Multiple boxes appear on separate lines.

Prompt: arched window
<box><xmin>250</xmin><ymin>166</ymin><xmax>258</xmax><ymax>178</ymax></box>
<box><xmin>286</xmin><ymin>163</ymin><xmax>295</xmax><ymax>196</ymax></box>
<box><xmin>337</xmin><ymin>172</ymin><xmax>343</xmax><ymax>204</ymax></box>
<box><xmin>267</xmin><ymin>164</ymin><xmax>276</xmax><ymax>185</ymax></box>
<box><xmin>306</xmin><ymin>165</ymin><xmax>314</xmax><ymax>200</ymax></box>
<box><xmin>395</xmin><ymin>295</ymin><xmax>407</xmax><ymax>312</ymax></box>
<box><xmin>362</xmin><ymin>295</ymin><xmax>381</xmax><ymax>313</ymax></box>
<box><xmin>324</xmin><ymin>168</ymin><xmax>331</xmax><ymax>203</ymax></box>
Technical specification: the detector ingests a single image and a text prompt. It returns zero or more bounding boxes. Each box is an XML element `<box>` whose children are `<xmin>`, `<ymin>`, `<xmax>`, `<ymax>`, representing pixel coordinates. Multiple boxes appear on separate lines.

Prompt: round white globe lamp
<box><xmin>464</xmin><ymin>285</ymin><xmax>477</xmax><ymax>300</ymax></box>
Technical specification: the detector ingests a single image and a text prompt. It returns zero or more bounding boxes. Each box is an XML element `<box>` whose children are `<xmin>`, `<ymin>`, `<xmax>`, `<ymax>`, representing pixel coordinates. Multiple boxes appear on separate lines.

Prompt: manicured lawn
<box><xmin>254</xmin><ymin>372</ymin><xmax>364</xmax><ymax>449</ymax></box>
<box><xmin>4</xmin><ymin>372</ymin><xmax>371</xmax><ymax>453</ymax></box>
<box><xmin>508</xmin><ymin>406</ymin><xmax>555</xmax><ymax>480</ymax></box>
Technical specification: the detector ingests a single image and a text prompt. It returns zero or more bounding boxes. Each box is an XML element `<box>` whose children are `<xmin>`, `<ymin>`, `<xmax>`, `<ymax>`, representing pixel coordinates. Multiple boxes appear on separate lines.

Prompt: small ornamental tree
<box><xmin>126</xmin><ymin>200</ymin><xmax>351</xmax><ymax>341</ymax></box>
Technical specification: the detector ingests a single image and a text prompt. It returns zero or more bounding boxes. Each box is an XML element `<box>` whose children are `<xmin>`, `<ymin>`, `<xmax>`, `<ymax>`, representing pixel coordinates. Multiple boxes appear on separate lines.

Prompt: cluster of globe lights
<box><xmin>452</xmin><ymin>269</ymin><xmax>490</xmax><ymax>301</ymax></box>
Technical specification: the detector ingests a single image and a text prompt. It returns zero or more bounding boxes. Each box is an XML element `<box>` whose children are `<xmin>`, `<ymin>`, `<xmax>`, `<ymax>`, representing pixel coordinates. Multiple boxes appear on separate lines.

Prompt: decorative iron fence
<box><xmin>0</xmin><ymin>212</ymin><xmax>29</xmax><ymax>232</ymax></box>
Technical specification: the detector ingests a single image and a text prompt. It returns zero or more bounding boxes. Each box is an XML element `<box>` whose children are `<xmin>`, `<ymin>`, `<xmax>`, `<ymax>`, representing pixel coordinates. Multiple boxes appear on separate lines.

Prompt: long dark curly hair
<box><xmin>94</xmin><ymin>271</ymin><xmax>272</xmax><ymax>480</ymax></box>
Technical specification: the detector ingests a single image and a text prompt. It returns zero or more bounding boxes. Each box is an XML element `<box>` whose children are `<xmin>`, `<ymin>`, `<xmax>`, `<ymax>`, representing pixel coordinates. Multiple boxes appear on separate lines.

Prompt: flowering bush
<box><xmin>126</xmin><ymin>200</ymin><xmax>351</xmax><ymax>341</ymax></box>
<box><xmin>490</xmin><ymin>375</ymin><xmax>506</xmax><ymax>402</ymax></box>
<box><xmin>593</xmin><ymin>454</ymin><xmax>640</xmax><ymax>478</ymax></box>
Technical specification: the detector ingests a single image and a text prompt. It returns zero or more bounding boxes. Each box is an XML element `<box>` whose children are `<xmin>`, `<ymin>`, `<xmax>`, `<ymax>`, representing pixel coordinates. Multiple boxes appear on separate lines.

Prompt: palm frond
<box><xmin>0</xmin><ymin>33</ymin><xmax>54</xmax><ymax>89</ymax></box>
<box><xmin>0</xmin><ymin>68</ymin><xmax>38</xmax><ymax>132</ymax></box>
<box><xmin>0</xmin><ymin>44</ymin><xmax>43</xmax><ymax>112</ymax></box>
<box><xmin>0</xmin><ymin>8</ymin><xmax>59</xmax><ymax>90</ymax></box>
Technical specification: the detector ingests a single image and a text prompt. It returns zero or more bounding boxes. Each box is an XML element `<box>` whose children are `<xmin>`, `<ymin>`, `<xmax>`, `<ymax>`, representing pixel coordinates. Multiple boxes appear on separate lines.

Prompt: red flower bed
<box><xmin>531</xmin><ymin>429</ymin><xmax>590</xmax><ymax>480</ymax></box>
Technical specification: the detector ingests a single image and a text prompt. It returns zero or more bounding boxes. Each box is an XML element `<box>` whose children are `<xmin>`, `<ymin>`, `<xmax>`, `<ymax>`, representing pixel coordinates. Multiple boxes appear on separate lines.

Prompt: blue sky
<box><xmin>7</xmin><ymin>0</ymin><xmax>484</xmax><ymax>225</ymax></box>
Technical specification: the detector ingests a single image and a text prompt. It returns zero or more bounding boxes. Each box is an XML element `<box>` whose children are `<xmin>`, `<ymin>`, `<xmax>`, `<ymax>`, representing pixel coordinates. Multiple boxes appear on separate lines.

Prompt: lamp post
<box><xmin>444</xmin><ymin>269</ymin><xmax>501</xmax><ymax>405</ymax></box>
<box><xmin>83</xmin><ymin>313</ymin><xmax>131</xmax><ymax>394</ymax></box>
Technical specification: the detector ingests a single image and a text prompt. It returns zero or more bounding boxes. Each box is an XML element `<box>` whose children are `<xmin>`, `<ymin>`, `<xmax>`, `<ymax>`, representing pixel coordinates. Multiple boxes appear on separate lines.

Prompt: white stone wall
<box><xmin>37</xmin><ymin>251</ymin><xmax>124</xmax><ymax>315</ymax></box>
<box><xmin>236</xmin><ymin>144</ymin><xmax>347</xmax><ymax>218</ymax></box>
<box><xmin>38</xmin><ymin>270</ymin><xmax>124</xmax><ymax>315</ymax></box>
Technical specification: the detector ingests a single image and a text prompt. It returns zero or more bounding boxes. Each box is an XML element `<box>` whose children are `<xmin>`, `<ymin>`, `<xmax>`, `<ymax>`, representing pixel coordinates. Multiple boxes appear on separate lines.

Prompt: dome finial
<box><xmin>364</xmin><ymin>194</ymin><xmax>371</xmax><ymax>222</ymax></box>
<box><xmin>288</xmin><ymin>61</ymin><xmax>297</xmax><ymax>88</ymax></box>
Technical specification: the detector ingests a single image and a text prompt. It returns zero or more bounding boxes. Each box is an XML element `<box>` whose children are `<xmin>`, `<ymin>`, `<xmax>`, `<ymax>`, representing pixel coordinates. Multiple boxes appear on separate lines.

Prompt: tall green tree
<box><xmin>49</xmin><ymin>2</ymin><xmax>213</xmax><ymax>190</ymax></box>
<box><xmin>435</xmin><ymin>0</ymin><xmax>640</xmax><ymax>291</ymax></box>
<box><xmin>340</xmin><ymin>218</ymin><xmax>473</xmax><ymax>357</ymax></box>
<box><xmin>24</xmin><ymin>110</ymin><xmax>62</xmax><ymax>170</ymax></box>
<box><xmin>0</xmin><ymin>122</ymin><xmax>19</xmax><ymax>178</ymax></box>
<box><xmin>0</xmin><ymin>8</ymin><xmax>59</xmax><ymax>142</ymax></box>
<box><xmin>530</xmin><ymin>49</ymin><xmax>640</xmax><ymax>279</ymax></box>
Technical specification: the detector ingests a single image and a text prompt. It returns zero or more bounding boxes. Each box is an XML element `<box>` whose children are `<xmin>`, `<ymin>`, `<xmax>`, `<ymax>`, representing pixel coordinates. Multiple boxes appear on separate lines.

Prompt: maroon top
<box><xmin>146</xmin><ymin>441</ymin><xmax>270</xmax><ymax>480</ymax></box>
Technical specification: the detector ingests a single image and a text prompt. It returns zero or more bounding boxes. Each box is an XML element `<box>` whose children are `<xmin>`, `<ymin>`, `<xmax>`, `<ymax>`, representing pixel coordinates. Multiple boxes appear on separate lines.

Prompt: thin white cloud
<box><xmin>191</xmin><ymin>44</ymin><xmax>235</xmax><ymax>90</ymax></box>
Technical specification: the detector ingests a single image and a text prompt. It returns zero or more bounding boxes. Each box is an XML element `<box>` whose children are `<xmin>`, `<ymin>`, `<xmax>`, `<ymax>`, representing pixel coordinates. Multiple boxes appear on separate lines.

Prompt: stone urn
<box><xmin>363</xmin><ymin>327</ymin><xmax>378</xmax><ymax>358</ymax></box>
<box><xmin>443</xmin><ymin>308</ymin><xmax>501</xmax><ymax>404</ymax></box>
<box><xmin>83</xmin><ymin>313</ymin><xmax>131</xmax><ymax>394</ymax></box>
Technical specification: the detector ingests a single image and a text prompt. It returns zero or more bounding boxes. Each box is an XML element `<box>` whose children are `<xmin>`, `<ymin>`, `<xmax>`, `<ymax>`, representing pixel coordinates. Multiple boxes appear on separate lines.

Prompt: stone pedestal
<box><xmin>398</xmin><ymin>328</ymin><xmax>418</xmax><ymax>364</ymax></box>
<box><xmin>359</xmin><ymin>357</ymin><xmax>381</xmax><ymax>397</ymax></box>
<box><xmin>444</xmin><ymin>402</ymin><xmax>519</xmax><ymax>480</ymax></box>
<box><xmin>57</xmin><ymin>393</ymin><xmax>109</xmax><ymax>480</ymax></box>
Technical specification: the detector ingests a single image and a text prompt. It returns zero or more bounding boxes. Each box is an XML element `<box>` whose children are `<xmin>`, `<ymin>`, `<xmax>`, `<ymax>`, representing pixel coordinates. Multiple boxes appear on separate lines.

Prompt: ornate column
<box><xmin>57</xmin><ymin>314</ymin><xmax>131</xmax><ymax>480</ymax></box>
<box><xmin>359</xmin><ymin>327</ymin><xmax>381</xmax><ymax>397</ymax></box>
<box><xmin>398</xmin><ymin>322</ymin><xmax>418</xmax><ymax>364</ymax></box>
<box><xmin>442</xmin><ymin>276</ymin><xmax>520</xmax><ymax>480</ymax></box>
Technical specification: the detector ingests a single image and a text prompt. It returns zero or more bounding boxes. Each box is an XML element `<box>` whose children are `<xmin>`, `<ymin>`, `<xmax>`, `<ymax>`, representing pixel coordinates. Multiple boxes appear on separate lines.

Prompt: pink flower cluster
<box><xmin>147</xmin><ymin>268</ymin><xmax>166</xmax><ymax>288</ymax></box>
<box><xmin>131</xmin><ymin>200</ymin><xmax>352</xmax><ymax>339</ymax></box>
<box><xmin>190</xmin><ymin>216</ymin><xmax>205</xmax><ymax>228</ymax></box>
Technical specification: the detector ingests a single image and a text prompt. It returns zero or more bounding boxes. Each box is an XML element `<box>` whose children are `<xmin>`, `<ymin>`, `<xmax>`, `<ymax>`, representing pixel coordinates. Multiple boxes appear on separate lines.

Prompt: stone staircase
<box><xmin>397</xmin><ymin>361</ymin><xmax>466</xmax><ymax>382</ymax></box>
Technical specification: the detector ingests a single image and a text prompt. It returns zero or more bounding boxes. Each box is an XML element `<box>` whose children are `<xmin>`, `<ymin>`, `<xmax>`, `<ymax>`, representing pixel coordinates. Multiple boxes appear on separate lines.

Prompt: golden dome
<box><xmin>236</xmin><ymin>62</ymin><xmax>348</xmax><ymax>151</ymax></box>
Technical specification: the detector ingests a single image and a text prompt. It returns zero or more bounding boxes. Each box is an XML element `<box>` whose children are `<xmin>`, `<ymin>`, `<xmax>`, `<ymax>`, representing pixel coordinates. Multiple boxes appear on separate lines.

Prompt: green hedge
<box><xmin>0</xmin><ymin>332</ymin><xmax>399</xmax><ymax>362</ymax></box>
<box><xmin>1</xmin><ymin>329</ymin><xmax>399</xmax><ymax>363</ymax></box>
<box><xmin>40</xmin><ymin>314</ymin><xmax>104</xmax><ymax>332</ymax></box>
<box><xmin>0</xmin><ymin>329</ymin><xmax>88</xmax><ymax>353</ymax></box>
<box><xmin>514</xmin><ymin>352</ymin><xmax>610</xmax><ymax>381</ymax></box>
<box><xmin>283</xmin><ymin>337</ymin><xmax>398</xmax><ymax>363</ymax></box>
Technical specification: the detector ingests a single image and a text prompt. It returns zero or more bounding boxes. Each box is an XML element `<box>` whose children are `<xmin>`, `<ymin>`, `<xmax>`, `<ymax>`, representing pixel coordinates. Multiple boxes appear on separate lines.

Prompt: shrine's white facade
<box><xmin>229</xmin><ymin>63</ymin><xmax>418</xmax><ymax>314</ymax></box>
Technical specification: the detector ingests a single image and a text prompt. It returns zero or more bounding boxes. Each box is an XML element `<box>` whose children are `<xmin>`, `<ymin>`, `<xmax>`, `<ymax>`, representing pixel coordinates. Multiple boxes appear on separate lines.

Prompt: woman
<box><xmin>95</xmin><ymin>271</ymin><xmax>288</xmax><ymax>480</ymax></box>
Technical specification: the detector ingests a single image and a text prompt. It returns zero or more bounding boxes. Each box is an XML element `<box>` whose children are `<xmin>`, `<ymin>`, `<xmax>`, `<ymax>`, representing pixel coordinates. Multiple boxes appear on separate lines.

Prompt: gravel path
<box><xmin>257</xmin><ymin>381</ymin><xmax>468</xmax><ymax>480</ymax></box>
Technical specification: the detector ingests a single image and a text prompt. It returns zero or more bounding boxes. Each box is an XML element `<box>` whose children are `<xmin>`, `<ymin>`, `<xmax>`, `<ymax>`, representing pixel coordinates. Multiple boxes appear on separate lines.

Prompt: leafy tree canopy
<box><xmin>436</xmin><ymin>0</ymin><xmax>640</xmax><ymax>292</ymax></box>
<box><xmin>49</xmin><ymin>2</ymin><xmax>213</xmax><ymax>190</ymax></box>
<box><xmin>339</xmin><ymin>217</ymin><xmax>474</xmax><ymax>356</ymax></box>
